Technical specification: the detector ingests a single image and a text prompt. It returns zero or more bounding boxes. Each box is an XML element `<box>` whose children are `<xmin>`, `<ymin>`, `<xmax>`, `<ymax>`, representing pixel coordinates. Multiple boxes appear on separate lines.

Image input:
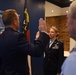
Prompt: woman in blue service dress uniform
<box><xmin>43</xmin><ymin>26</ymin><xmax>64</xmax><ymax>75</ymax></box>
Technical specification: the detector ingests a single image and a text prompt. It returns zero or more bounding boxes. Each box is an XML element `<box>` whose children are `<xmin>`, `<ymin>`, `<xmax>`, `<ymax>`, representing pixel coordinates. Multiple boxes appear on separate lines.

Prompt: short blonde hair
<box><xmin>2</xmin><ymin>9</ymin><xmax>17</xmax><ymax>26</ymax></box>
<box><xmin>50</xmin><ymin>26</ymin><xmax>59</xmax><ymax>37</ymax></box>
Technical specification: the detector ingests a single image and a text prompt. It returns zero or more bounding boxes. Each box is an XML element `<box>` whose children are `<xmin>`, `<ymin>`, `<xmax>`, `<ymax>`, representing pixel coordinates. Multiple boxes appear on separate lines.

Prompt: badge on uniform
<box><xmin>52</xmin><ymin>43</ymin><xmax>59</xmax><ymax>49</ymax></box>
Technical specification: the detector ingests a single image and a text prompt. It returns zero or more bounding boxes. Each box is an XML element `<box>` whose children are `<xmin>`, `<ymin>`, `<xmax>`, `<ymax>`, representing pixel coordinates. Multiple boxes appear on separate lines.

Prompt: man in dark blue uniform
<box><xmin>0</xmin><ymin>9</ymin><xmax>50</xmax><ymax>75</ymax></box>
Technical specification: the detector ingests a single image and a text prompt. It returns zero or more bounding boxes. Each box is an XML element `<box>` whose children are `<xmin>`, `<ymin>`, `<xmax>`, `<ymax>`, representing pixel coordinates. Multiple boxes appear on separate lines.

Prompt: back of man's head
<box><xmin>2</xmin><ymin>9</ymin><xmax>17</xmax><ymax>26</ymax></box>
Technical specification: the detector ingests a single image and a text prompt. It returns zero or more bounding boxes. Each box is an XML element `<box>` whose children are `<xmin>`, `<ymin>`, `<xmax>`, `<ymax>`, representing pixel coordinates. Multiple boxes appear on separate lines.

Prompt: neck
<box><xmin>51</xmin><ymin>37</ymin><xmax>56</xmax><ymax>41</ymax></box>
<box><xmin>9</xmin><ymin>24</ymin><xmax>17</xmax><ymax>31</ymax></box>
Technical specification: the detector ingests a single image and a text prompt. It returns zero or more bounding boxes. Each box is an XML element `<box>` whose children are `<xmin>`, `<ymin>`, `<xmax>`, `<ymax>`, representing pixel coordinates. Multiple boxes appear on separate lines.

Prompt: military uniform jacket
<box><xmin>43</xmin><ymin>39</ymin><xmax>64</xmax><ymax>74</ymax></box>
<box><xmin>0</xmin><ymin>27</ymin><xmax>50</xmax><ymax>75</ymax></box>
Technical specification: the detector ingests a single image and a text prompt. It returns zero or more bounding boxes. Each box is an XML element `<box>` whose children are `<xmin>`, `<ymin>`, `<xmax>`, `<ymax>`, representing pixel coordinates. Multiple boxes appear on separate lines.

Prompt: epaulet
<box><xmin>17</xmin><ymin>30</ymin><xmax>21</xmax><ymax>33</ymax></box>
<box><xmin>58</xmin><ymin>40</ymin><xmax>63</xmax><ymax>43</ymax></box>
<box><xmin>16</xmin><ymin>30</ymin><xmax>24</xmax><ymax>35</ymax></box>
<box><xmin>70</xmin><ymin>48</ymin><xmax>76</xmax><ymax>53</ymax></box>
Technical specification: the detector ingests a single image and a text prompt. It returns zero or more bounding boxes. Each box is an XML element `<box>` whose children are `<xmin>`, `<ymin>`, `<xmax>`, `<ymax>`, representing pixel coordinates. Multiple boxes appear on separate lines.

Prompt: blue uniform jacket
<box><xmin>43</xmin><ymin>39</ymin><xmax>64</xmax><ymax>75</ymax></box>
<box><xmin>0</xmin><ymin>27</ymin><xmax>50</xmax><ymax>75</ymax></box>
<box><xmin>61</xmin><ymin>49</ymin><xmax>76</xmax><ymax>75</ymax></box>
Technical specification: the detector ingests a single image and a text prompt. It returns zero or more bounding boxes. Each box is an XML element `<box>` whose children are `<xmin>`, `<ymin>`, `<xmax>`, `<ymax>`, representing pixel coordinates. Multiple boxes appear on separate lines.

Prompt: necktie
<box><xmin>49</xmin><ymin>41</ymin><xmax>53</xmax><ymax>48</ymax></box>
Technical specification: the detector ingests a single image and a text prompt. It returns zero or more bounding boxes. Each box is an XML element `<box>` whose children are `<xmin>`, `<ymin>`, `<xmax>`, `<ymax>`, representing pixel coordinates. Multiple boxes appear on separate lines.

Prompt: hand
<box><xmin>38</xmin><ymin>18</ymin><xmax>47</xmax><ymax>32</ymax></box>
<box><xmin>35</xmin><ymin>31</ymin><xmax>40</xmax><ymax>39</ymax></box>
<box><xmin>56</xmin><ymin>73</ymin><xmax>60</xmax><ymax>75</ymax></box>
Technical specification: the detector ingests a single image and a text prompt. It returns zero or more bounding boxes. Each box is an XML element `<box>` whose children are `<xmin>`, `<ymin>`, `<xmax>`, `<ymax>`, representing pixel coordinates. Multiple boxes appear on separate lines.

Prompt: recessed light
<box><xmin>70</xmin><ymin>0</ymin><xmax>74</xmax><ymax>1</ymax></box>
<box><xmin>51</xmin><ymin>10</ymin><xmax>54</xmax><ymax>12</ymax></box>
<box><xmin>66</xmin><ymin>11</ymin><xmax>68</xmax><ymax>13</ymax></box>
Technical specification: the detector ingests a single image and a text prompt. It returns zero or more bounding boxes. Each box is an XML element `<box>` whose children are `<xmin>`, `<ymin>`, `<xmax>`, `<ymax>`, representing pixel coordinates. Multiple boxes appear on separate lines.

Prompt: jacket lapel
<box><xmin>49</xmin><ymin>39</ymin><xmax>58</xmax><ymax>49</ymax></box>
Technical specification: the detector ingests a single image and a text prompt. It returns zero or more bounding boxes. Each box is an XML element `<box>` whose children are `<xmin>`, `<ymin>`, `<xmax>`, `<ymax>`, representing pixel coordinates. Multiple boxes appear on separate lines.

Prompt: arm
<box><xmin>17</xmin><ymin>18</ymin><xmax>50</xmax><ymax>57</ymax></box>
<box><xmin>57</xmin><ymin>42</ymin><xmax>64</xmax><ymax>73</ymax></box>
<box><xmin>60</xmin><ymin>53</ymin><xmax>76</xmax><ymax>75</ymax></box>
<box><xmin>17</xmin><ymin>32</ymin><xmax>50</xmax><ymax>57</ymax></box>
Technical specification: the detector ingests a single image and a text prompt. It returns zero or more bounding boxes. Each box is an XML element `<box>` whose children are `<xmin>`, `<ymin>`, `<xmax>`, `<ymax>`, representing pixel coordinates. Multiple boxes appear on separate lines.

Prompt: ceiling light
<box><xmin>66</xmin><ymin>11</ymin><xmax>68</xmax><ymax>13</ymax></box>
<box><xmin>51</xmin><ymin>10</ymin><xmax>54</xmax><ymax>12</ymax></box>
<box><xmin>70</xmin><ymin>0</ymin><xmax>74</xmax><ymax>1</ymax></box>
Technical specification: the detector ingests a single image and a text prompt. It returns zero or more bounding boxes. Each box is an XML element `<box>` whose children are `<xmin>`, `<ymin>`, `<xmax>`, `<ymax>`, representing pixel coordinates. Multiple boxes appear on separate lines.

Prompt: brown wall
<box><xmin>46</xmin><ymin>15</ymin><xmax>70</xmax><ymax>51</ymax></box>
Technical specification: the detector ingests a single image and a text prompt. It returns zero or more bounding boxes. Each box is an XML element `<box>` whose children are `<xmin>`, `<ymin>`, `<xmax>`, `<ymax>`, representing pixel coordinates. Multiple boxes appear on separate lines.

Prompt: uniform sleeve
<box><xmin>60</xmin><ymin>54</ymin><xmax>76</xmax><ymax>75</ymax></box>
<box><xmin>17</xmin><ymin>32</ymin><xmax>50</xmax><ymax>57</ymax></box>
<box><xmin>58</xmin><ymin>42</ymin><xmax>64</xmax><ymax>73</ymax></box>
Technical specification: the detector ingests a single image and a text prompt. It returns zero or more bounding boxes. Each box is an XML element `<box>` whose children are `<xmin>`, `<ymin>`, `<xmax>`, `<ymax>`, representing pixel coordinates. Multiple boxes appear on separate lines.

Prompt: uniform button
<box><xmin>48</xmin><ymin>59</ymin><xmax>50</xmax><ymax>60</ymax></box>
<box><xmin>48</xmin><ymin>54</ymin><xmax>50</xmax><ymax>57</ymax></box>
<box><xmin>48</xmin><ymin>51</ymin><xmax>50</xmax><ymax>53</ymax></box>
<box><xmin>48</xmin><ymin>55</ymin><xmax>50</xmax><ymax>56</ymax></box>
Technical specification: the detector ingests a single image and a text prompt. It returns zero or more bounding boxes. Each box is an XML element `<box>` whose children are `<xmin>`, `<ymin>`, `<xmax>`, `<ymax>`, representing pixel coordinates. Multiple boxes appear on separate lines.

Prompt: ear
<box><xmin>73</xmin><ymin>15</ymin><xmax>76</xmax><ymax>20</ymax></box>
<box><xmin>13</xmin><ymin>19</ymin><xmax>16</xmax><ymax>25</ymax></box>
<box><xmin>74</xmin><ymin>15</ymin><xmax>76</xmax><ymax>18</ymax></box>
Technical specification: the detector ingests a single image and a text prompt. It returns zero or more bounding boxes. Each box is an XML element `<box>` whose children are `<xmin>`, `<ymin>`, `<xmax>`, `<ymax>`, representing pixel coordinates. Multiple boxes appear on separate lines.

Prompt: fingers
<box><xmin>35</xmin><ymin>31</ymin><xmax>40</xmax><ymax>39</ymax></box>
<box><xmin>39</xmin><ymin>18</ymin><xmax>44</xmax><ymax>26</ymax></box>
<box><xmin>38</xmin><ymin>18</ymin><xmax>47</xmax><ymax>32</ymax></box>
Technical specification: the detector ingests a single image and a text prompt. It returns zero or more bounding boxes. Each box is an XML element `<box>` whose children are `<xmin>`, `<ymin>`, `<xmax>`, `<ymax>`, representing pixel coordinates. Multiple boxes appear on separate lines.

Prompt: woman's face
<box><xmin>49</xmin><ymin>28</ymin><xmax>57</xmax><ymax>39</ymax></box>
